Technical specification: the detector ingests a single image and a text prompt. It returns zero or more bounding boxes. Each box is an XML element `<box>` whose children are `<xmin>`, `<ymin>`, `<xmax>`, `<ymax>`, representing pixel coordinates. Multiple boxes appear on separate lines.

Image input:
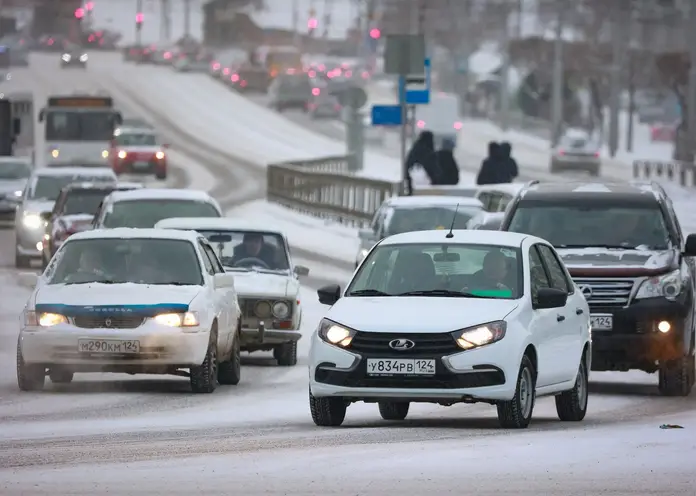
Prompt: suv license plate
<box><xmin>366</xmin><ymin>358</ymin><xmax>435</xmax><ymax>375</ymax></box>
<box><xmin>590</xmin><ymin>315</ymin><xmax>613</xmax><ymax>331</ymax></box>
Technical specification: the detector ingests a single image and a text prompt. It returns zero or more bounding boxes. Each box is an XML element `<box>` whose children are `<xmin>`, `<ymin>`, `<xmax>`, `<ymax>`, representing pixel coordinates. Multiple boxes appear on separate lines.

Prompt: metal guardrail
<box><xmin>632</xmin><ymin>159</ymin><xmax>696</xmax><ymax>187</ymax></box>
<box><xmin>266</xmin><ymin>155</ymin><xmax>398</xmax><ymax>226</ymax></box>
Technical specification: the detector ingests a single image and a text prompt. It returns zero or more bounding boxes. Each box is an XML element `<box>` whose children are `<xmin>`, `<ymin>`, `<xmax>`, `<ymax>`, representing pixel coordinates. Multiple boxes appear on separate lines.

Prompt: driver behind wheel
<box><xmin>467</xmin><ymin>250</ymin><xmax>511</xmax><ymax>291</ymax></box>
<box><xmin>231</xmin><ymin>233</ymin><xmax>277</xmax><ymax>268</ymax></box>
<box><xmin>78</xmin><ymin>249</ymin><xmax>108</xmax><ymax>278</ymax></box>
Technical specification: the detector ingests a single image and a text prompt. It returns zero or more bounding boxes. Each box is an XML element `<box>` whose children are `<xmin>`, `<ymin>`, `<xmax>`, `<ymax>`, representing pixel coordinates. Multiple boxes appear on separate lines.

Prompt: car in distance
<box><xmin>309</xmin><ymin>229</ymin><xmax>591</xmax><ymax>428</ymax></box>
<box><xmin>156</xmin><ymin>218</ymin><xmax>310</xmax><ymax>366</ymax></box>
<box><xmin>500</xmin><ymin>180</ymin><xmax>696</xmax><ymax>396</ymax></box>
<box><xmin>0</xmin><ymin>157</ymin><xmax>32</xmax><ymax>223</ymax></box>
<box><xmin>549</xmin><ymin>129</ymin><xmax>601</xmax><ymax>175</ymax></box>
<box><xmin>92</xmin><ymin>189</ymin><xmax>222</xmax><ymax>229</ymax></box>
<box><xmin>109</xmin><ymin>126</ymin><xmax>169</xmax><ymax>180</ymax></box>
<box><xmin>17</xmin><ymin>228</ymin><xmax>242</xmax><ymax>393</ymax></box>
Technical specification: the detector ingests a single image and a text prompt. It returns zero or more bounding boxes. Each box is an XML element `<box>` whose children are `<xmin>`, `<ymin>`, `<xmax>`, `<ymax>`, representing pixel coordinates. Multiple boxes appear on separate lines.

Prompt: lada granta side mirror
<box><xmin>534</xmin><ymin>287</ymin><xmax>568</xmax><ymax>309</ymax></box>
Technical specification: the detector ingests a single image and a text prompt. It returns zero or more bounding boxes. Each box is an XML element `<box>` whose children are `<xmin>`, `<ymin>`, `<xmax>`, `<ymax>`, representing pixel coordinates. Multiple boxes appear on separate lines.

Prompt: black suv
<box><xmin>500</xmin><ymin>181</ymin><xmax>696</xmax><ymax>396</ymax></box>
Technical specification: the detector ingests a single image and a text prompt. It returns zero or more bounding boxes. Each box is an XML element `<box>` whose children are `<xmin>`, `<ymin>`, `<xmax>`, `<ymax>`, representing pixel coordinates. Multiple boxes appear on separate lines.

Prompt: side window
<box><xmin>202</xmin><ymin>244</ymin><xmax>224</xmax><ymax>274</ymax></box>
<box><xmin>198</xmin><ymin>242</ymin><xmax>215</xmax><ymax>275</ymax></box>
<box><xmin>497</xmin><ymin>193</ymin><xmax>513</xmax><ymax>212</ymax></box>
<box><xmin>537</xmin><ymin>244</ymin><xmax>571</xmax><ymax>293</ymax></box>
<box><xmin>663</xmin><ymin>199</ymin><xmax>683</xmax><ymax>245</ymax></box>
<box><xmin>529</xmin><ymin>246</ymin><xmax>551</xmax><ymax>304</ymax></box>
<box><xmin>370</xmin><ymin>206</ymin><xmax>385</xmax><ymax>233</ymax></box>
<box><xmin>477</xmin><ymin>192</ymin><xmax>492</xmax><ymax>210</ymax></box>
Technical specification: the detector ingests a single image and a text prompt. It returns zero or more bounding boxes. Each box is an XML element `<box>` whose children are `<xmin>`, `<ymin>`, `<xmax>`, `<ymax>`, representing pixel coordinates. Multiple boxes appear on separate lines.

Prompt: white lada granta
<box><xmin>16</xmin><ymin>228</ymin><xmax>242</xmax><ymax>393</ymax></box>
<box><xmin>309</xmin><ymin>229</ymin><xmax>592</xmax><ymax>429</ymax></box>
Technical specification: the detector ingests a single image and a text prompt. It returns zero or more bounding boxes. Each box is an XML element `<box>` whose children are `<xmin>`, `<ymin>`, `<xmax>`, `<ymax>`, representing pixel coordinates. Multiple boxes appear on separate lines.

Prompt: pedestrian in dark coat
<box><xmin>499</xmin><ymin>141</ymin><xmax>519</xmax><ymax>183</ymax></box>
<box><xmin>404</xmin><ymin>130</ymin><xmax>440</xmax><ymax>194</ymax></box>
<box><xmin>434</xmin><ymin>138</ymin><xmax>459</xmax><ymax>185</ymax></box>
<box><xmin>476</xmin><ymin>141</ymin><xmax>501</xmax><ymax>185</ymax></box>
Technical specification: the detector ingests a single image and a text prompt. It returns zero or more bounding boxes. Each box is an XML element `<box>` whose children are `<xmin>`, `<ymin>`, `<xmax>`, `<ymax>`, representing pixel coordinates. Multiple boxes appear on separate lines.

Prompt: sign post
<box><xmin>382</xmin><ymin>34</ymin><xmax>429</xmax><ymax>195</ymax></box>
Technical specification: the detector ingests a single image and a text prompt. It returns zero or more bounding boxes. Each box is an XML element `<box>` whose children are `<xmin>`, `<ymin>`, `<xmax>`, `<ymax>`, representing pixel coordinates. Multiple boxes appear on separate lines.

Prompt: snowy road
<box><xmin>0</xmin><ymin>53</ymin><xmax>695</xmax><ymax>494</ymax></box>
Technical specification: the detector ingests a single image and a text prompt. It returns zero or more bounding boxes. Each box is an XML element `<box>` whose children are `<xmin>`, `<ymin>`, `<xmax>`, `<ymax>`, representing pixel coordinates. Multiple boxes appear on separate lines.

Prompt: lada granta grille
<box><xmin>72</xmin><ymin>316</ymin><xmax>145</xmax><ymax>329</ymax></box>
<box><xmin>573</xmin><ymin>278</ymin><xmax>635</xmax><ymax>308</ymax></box>
<box><xmin>348</xmin><ymin>331</ymin><xmax>460</xmax><ymax>356</ymax></box>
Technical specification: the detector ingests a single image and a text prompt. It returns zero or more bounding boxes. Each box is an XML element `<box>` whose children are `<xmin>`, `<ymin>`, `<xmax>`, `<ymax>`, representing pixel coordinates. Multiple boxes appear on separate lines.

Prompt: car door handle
<box><xmin>576</xmin><ymin>308</ymin><xmax>584</xmax><ymax>315</ymax></box>
<box><xmin>557</xmin><ymin>315</ymin><xmax>566</xmax><ymax>322</ymax></box>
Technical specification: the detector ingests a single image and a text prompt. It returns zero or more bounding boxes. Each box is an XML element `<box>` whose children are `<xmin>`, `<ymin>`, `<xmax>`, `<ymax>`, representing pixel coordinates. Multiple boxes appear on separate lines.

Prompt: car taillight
<box><xmin>223</xmin><ymin>68</ymin><xmax>230</xmax><ymax>75</ymax></box>
<box><xmin>417</xmin><ymin>120</ymin><xmax>425</xmax><ymax>128</ymax></box>
<box><xmin>594</xmin><ymin>152</ymin><xmax>600</xmax><ymax>158</ymax></box>
<box><xmin>308</xmin><ymin>70</ymin><xmax>316</xmax><ymax>77</ymax></box>
<box><xmin>454</xmin><ymin>121</ymin><xmax>462</xmax><ymax>130</ymax></box>
<box><xmin>240</xmin><ymin>80</ymin><xmax>248</xmax><ymax>87</ymax></box>
<box><xmin>558</xmin><ymin>150</ymin><xmax>565</xmax><ymax>155</ymax></box>
<box><xmin>362</xmin><ymin>71</ymin><xmax>369</xmax><ymax>79</ymax></box>
<box><xmin>231</xmin><ymin>74</ymin><xmax>239</xmax><ymax>82</ymax></box>
<box><xmin>164</xmin><ymin>52</ymin><xmax>171</xmax><ymax>58</ymax></box>
<box><xmin>334</xmin><ymin>104</ymin><xmax>341</xmax><ymax>111</ymax></box>
<box><xmin>312</xmin><ymin>87</ymin><xmax>320</xmax><ymax>96</ymax></box>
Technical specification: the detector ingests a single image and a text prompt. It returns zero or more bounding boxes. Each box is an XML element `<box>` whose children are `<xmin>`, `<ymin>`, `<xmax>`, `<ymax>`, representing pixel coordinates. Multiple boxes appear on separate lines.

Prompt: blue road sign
<box><xmin>399</xmin><ymin>57</ymin><xmax>430</xmax><ymax>105</ymax></box>
<box><xmin>371</xmin><ymin>104</ymin><xmax>402</xmax><ymax>126</ymax></box>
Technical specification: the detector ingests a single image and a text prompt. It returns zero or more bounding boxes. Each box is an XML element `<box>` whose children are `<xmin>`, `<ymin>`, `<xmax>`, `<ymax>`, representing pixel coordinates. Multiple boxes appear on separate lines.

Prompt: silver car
<box><xmin>14</xmin><ymin>166</ymin><xmax>116</xmax><ymax>268</ymax></box>
<box><xmin>0</xmin><ymin>157</ymin><xmax>32</xmax><ymax>224</ymax></box>
<box><xmin>550</xmin><ymin>131</ymin><xmax>601</xmax><ymax>175</ymax></box>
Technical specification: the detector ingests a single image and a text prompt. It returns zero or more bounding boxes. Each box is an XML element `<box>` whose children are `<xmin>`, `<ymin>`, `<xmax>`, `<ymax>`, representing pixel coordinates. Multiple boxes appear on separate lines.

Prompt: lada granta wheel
<box><xmin>555</xmin><ymin>359</ymin><xmax>588</xmax><ymax>421</ymax></box>
<box><xmin>16</xmin><ymin>339</ymin><xmax>45</xmax><ymax>391</ymax></box>
<box><xmin>497</xmin><ymin>354</ymin><xmax>536</xmax><ymax>428</ymax></box>
<box><xmin>378</xmin><ymin>401</ymin><xmax>410</xmax><ymax>420</ymax></box>
<box><xmin>309</xmin><ymin>389</ymin><xmax>346</xmax><ymax>427</ymax></box>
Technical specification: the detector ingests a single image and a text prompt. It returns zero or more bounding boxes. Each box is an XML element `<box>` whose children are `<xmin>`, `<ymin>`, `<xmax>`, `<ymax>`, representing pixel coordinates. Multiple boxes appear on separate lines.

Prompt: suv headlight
<box><xmin>317</xmin><ymin>319</ymin><xmax>355</xmax><ymax>347</ymax></box>
<box><xmin>272</xmin><ymin>301</ymin><xmax>290</xmax><ymax>319</ymax></box>
<box><xmin>635</xmin><ymin>270</ymin><xmax>682</xmax><ymax>300</ymax></box>
<box><xmin>451</xmin><ymin>321</ymin><xmax>507</xmax><ymax>350</ymax></box>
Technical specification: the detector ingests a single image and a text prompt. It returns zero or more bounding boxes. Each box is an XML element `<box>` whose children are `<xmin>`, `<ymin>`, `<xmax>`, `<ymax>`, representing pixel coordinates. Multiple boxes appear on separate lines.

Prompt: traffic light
<box><xmin>86</xmin><ymin>2</ymin><xmax>94</xmax><ymax>10</ymax></box>
<box><xmin>369</xmin><ymin>28</ymin><xmax>381</xmax><ymax>39</ymax></box>
<box><xmin>74</xmin><ymin>7</ymin><xmax>85</xmax><ymax>19</ymax></box>
<box><xmin>135</xmin><ymin>12</ymin><xmax>144</xmax><ymax>24</ymax></box>
<box><xmin>307</xmin><ymin>18</ymin><xmax>318</xmax><ymax>30</ymax></box>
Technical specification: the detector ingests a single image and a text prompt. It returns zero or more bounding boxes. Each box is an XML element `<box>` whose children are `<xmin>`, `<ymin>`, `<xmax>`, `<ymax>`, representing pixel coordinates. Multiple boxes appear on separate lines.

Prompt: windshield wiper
<box><xmin>348</xmin><ymin>289</ymin><xmax>391</xmax><ymax>296</ymax></box>
<box><xmin>151</xmin><ymin>281</ymin><xmax>192</xmax><ymax>286</ymax></box>
<box><xmin>397</xmin><ymin>289</ymin><xmax>488</xmax><ymax>298</ymax></box>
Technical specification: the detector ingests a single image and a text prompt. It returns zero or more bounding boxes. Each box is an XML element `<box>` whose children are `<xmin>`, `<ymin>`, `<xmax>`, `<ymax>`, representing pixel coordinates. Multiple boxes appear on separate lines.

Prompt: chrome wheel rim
<box><xmin>519</xmin><ymin>367</ymin><xmax>533</xmax><ymax>419</ymax></box>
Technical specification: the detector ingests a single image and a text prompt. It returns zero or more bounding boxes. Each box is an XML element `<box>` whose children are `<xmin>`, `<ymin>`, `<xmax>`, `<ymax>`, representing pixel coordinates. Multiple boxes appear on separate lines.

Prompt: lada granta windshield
<box><xmin>347</xmin><ymin>243</ymin><xmax>522</xmax><ymax>299</ymax></box>
<box><xmin>46</xmin><ymin>238</ymin><xmax>203</xmax><ymax>286</ymax></box>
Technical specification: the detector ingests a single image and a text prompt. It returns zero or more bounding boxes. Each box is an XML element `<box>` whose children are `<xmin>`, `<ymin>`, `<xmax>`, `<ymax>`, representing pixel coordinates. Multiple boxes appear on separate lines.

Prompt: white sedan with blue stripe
<box><xmin>15</xmin><ymin>228</ymin><xmax>242</xmax><ymax>393</ymax></box>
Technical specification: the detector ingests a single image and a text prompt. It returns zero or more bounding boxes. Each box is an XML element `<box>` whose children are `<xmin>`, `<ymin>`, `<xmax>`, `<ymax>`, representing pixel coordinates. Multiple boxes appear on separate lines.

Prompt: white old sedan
<box><xmin>16</xmin><ymin>228</ymin><xmax>242</xmax><ymax>393</ymax></box>
<box><xmin>310</xmin><ymin>229</ymin><xmax>591</xmax><ymax>429</ymax></box>
<box><xmin>156</xmin><ymin>218</ymin><xmax>309</xmax><ymax>366</ymax></box>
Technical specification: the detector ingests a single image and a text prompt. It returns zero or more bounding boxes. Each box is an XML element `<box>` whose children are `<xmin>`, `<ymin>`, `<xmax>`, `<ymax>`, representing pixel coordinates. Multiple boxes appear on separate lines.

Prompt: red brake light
<box><xmin>417</xmin><ymin>120</ymin><xmax>425</xmax><ymax>128</ymax></box>
<box><xmin>231</xmin><ymin>74</ymin><xmax>239</xmax><ymax>82</ymax></box>
<box><xmin>312</xmin><ymin>87</ymin><xmax>320</xmax><ymax>96</ymax></box>
<box><xmin>454</xmin><ymin>121</ymin><xmax>463</xmax><ymax>130</ymax></box>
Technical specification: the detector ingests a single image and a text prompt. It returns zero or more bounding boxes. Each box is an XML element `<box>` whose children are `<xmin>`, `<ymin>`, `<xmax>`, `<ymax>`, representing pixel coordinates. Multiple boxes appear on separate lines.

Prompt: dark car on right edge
<box><xmin>500</xmin><ymin>181</ymin><xmax>696</xmax><ymax>396</ymax></box>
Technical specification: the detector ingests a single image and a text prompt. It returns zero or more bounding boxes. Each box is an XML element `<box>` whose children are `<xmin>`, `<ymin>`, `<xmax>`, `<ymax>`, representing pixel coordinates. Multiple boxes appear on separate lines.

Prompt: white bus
<box><xmin>39</xmin><ymin>94</ymin><xmax>122</xmax><ymax>166</ymax></box>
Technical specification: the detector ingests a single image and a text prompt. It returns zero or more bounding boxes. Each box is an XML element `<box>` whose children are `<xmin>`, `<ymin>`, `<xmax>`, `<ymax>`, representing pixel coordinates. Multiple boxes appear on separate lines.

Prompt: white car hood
<box><xmin>327</xmin><ymin>297</ymin><xmax>519</xmax><ymax>333</ymax></box>
<box><xmin>35</xmin><ymin>283</ymin><xmax>201</xmax><ymax>310</ymax></box>
<box><xmin>231</xmin><ymin>271</ymin><xmax>299</xmax><ymax>298</ymax></box>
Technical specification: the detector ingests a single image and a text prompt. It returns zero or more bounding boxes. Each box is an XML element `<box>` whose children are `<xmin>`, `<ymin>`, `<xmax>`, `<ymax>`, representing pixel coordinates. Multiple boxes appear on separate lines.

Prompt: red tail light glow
<box><xmin>417</xmin><ymin>120</ymin><xmax>425</xmax><ymax>128</ymax></box>
<box><xmin>231</xmin><ymin>74</ymin><xmax>239</xmax><ymax>82</ymax></box>
<box><xmin>594</xmin><ymin>152</ymin><xmax>600</xmax><ymax>158</ymax></box>
<box><xmin>454</xmin><ymin>121</ymin><xmax>463</xmax><ymax>130</ymax></box>
<box><xmin>223</xmin><ymin>68</ymin><xmax>230</xmax><ymax>75</ymax></box>
<box><xmin>362</xmin><ymin>71</ymin><xmax>369</xmax><ymax>79</ymax></box>
<box><xmin>312</xmin><ymin>87</ymin><xmax>320</xmax><ymax>96</ymax></box>
<box><xmin>164</xmin><ymin>52</ymin><xmax>171</xmax><ymax>58</ymax></box>
<box><xmin>212</xmin><ymin>62</ymin><xmax>220</xmax><ymax>70</ymax></box>
<box><xmin>240</xmin><ymin>80</ymin><xmax>247</xmax><ymax>87</ymax></box>
<box><xmin>308</xmin><ymin>70</ymin><xmax>316</xmax><ymax>77</ymax></box>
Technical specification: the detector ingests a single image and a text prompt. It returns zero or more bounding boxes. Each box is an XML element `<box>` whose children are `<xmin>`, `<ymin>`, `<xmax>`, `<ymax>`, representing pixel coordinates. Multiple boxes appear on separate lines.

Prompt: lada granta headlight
<box><xmin>635</xmin><ymin>270</ymin><xmax>682</xmax><ymax>301</ymax></box>
<box><xmin>451</xmin><ymin>321</ymin><xmax>507</xmax><ymax>350</ymax></box>
<box><xmin>317</xmin><ymin>319</ymin><xmax>355</xmax><ymax>347</ymax></box>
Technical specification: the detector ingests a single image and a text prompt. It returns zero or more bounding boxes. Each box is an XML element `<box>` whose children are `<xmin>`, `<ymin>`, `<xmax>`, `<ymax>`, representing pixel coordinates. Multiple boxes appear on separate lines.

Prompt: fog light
<box><xmin>657</xmin><ymin>321</ymin><xmax>671</xmax><ymax>333</ymax></box>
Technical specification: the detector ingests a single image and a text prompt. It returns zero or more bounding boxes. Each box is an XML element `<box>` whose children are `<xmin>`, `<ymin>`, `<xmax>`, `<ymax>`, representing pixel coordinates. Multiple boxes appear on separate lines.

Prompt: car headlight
<box><xmin>79</xmin><ymin>54</ymin><xmax>88</xmax><ymax>61</ymax></box>
<box><xmin>61</xmin><ymin>54</ymin><xmax>70</xmax><ymax>61</ymax></box>
<box><xmin>51</xmin><ymin>149</ymin><xmax>59</xmax><ymax>158</ymax></box>
<box><xmin>451</xmin><ymin>321</ymin><xmax>507</xmax><ymax>350</ymax></box>
<box><xmin>101</xmin><ymin>150</ymin><xmax>109</xmax><ymax>158</ymax></box>
<box><xmin>154</xmin><ymin>311</ymin><xmax>199</xmax><ymax>327</ymax></box>
<box><xmin>13</xmin><ymin>190</ymin><xmax>22</xmax><ymax>198</ymax></box>
<box><xmin>317</xmin><ymin>319</ymin><xmax>355</xmax><ymax>347</ymax></box>
<box><xmin>118</xmin><ymin>150</ymin><xmax>127</xmax><ymax>159</ymax></box>
<box><xmin>272</xmin><ymin>301</ymin><xmax>290</xmax><ymax>319</ymax></box>
<box><xmin>635</xmin><ymin>270</ymin><xmax>682</xmax><ymax>300</ymax></box>
<box><xmin>155</xmin><ymin>151</ymin><xmax>165</xmax><ymax>159</ymax></box>
<box><xmin>34</xmin><ymin>312</ymin><xmax>67</xmax><ymax>327</ymax></box>
<box><xmin>22</xmin><ymin>213</ymin><xmax>42</xmax><ymax>229</ymax></box>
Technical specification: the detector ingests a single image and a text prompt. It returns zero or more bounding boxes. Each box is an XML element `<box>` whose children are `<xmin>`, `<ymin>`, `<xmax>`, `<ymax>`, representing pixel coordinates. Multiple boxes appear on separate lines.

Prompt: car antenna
<box><xmin>445</xmin><ymin>204</ymin><xmax>459</xmax><ymax>239</ymax></box>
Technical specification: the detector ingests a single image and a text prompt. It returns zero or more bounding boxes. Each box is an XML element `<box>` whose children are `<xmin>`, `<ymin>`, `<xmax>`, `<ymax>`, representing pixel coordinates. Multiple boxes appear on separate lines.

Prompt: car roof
<box><xmin>68</xmin><ymin>228</ymin><xmax>203</xmax><ymax>243</ymax></box>
<box><xmin>33</xmin><ymin>166</ymin><xmax>116</xmax><ymax>177</ymax></box>
<box><xmin>61</xmin><ymin>182</ymin><xmax>123</xmax><ymax>191</ymax></box>
<box><xmin>106</xmin><ymin>188</ymin><xmax>217</xmax><ymax>203</ymax></box>
<box><xmin>520</xmin><ymin>181</ymin><xmax>662</xmax><ymax>202</ymax></box>
<box><xmin>380</xmin><ymin>229</ymin><xmax>540</xmax><ymax>247</ymax></box>
<box><xmin>155</xmin><ymin>217</ymin><xmax>283</xmax><ymax>234</ymax></box>
<box><xmin>385</xmin><ymin>196</ymin><xmax>483</xmax><ymax>208</ymax></box>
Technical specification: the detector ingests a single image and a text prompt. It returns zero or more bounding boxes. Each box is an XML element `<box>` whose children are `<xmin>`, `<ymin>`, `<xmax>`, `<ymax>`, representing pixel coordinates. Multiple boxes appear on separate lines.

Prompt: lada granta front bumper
<box><xmin>309</xmin><ymin>331</ymin><xmax>519</xmax><ymax>403</ymax></box>
<box><xmin>20</xmin><ymin>314</ymin><xmax>210</xmax><ymax>371</ymax></box>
